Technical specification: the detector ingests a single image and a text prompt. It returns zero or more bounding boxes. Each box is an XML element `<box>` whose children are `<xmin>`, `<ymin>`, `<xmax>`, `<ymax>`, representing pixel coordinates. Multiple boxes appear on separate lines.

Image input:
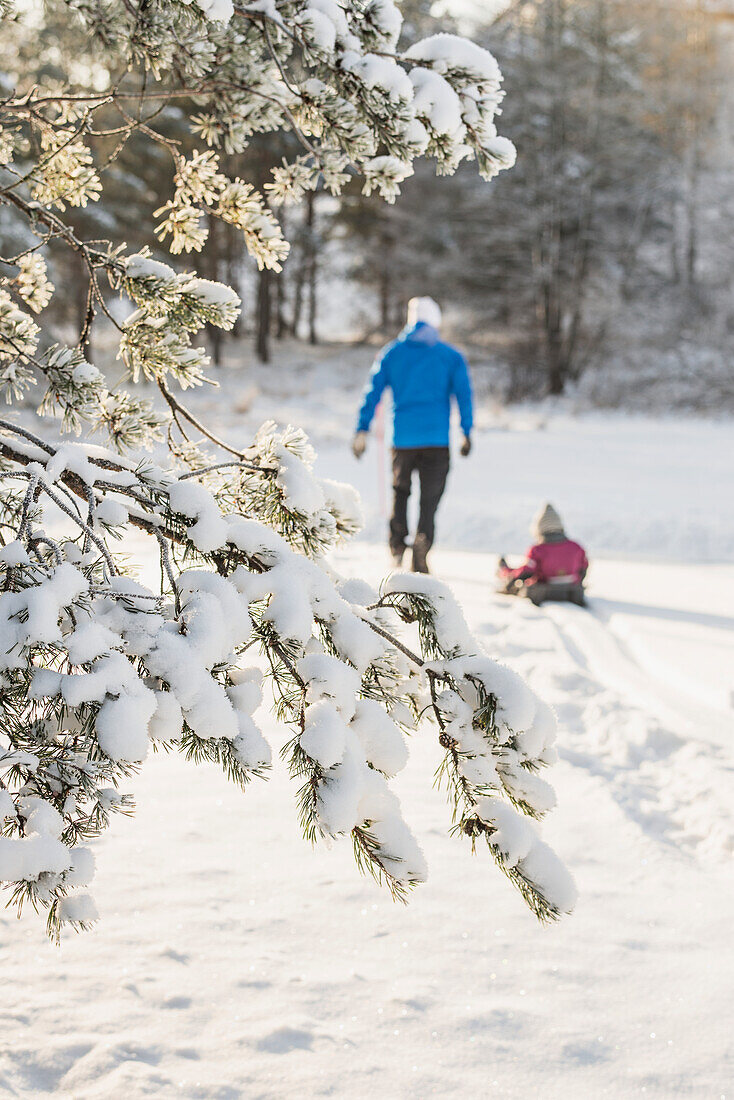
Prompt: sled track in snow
<box><xmin>540</xmin><ymin>601</ymin><xmax>734</xmax><ymax>863</ymax></box>
<box><xmin>352</xmin><ymin>551</ymin><xmax>734</xmax><ymax>864</ymax></box>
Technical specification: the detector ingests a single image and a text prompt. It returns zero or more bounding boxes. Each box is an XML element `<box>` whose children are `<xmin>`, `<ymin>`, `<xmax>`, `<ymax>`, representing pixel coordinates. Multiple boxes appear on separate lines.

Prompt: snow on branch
<box><xmin>0</xmin><ymin>1</ymin><xmax>575</xmax><ymax>940</ymax></box>
<box><xmin>377</xmin><ymin>574</ymin><xmax>576</xmax><ymax>922</ymax></box>
<box><xmin>1</xmin><ymin>417</ymin><xmax>574</xmax><ymax>935</ymax></box>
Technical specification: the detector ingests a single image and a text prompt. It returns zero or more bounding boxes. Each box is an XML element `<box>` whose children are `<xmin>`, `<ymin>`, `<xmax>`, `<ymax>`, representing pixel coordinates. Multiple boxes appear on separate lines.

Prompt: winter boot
<box><xmin>411</xmin><ymin>535</ymin><xmax>430</xmax><ymax>574</ymax></box>
<box><xmin>570</xmin><ymin>584</ymin><xmax>587</xmax><ymax>607</ymax></box>
<box><xmin>526</xmin><ymin>583</ymin><xmax>546</xmax><ymax>606</ymax></box>
<box><xmin>391</xmin><ymin>545</ymin><xmax>405</xmax><ymax>569</ymax></box>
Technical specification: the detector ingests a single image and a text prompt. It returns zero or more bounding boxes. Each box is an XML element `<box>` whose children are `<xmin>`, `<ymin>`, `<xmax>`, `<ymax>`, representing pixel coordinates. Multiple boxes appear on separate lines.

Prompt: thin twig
<box><xmin>357</xmin><ymin>611</ymin><xmax>424</xmax><ymax>668</ymax></box>
<box><xmin>158</xmin><ymin>380</ymin><xmax>246</xmax><ymax>459</ymax></box>
<box><xmin>178</xmin><ymin>459</ymin><xmax>274</xmax><ymax>479</ymax></box>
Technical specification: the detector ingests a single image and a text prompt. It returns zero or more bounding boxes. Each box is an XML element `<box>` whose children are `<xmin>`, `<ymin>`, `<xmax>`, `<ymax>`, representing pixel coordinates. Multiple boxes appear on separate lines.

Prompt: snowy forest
<box><xmin>0</xmin><ymin>1</ymin><xmax>732</xmax><ymax>1098</ymax></box>
<box><xmin>2</xmin><ymin>0</ymin><xmax>733</xmax><ymax>408</ymax></box>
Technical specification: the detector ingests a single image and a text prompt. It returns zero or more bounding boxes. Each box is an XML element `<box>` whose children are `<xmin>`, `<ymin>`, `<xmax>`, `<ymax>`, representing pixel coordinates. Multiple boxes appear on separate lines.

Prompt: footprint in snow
<box><xmin>255</xmin><ymin>1027</ymin><xmax>316</xmax><ymax>1053</ymax></box>
<box><xmin>562</xmin><ymin>1040</ymin><xmax>612</xmax><ymax>1065</ymax></box>
<box><xmin>158</xmin><ymin>947</ymin><xmax>190</xmax><ymax>964</ymax></box>
<box><xmin>161</xmin><ymin>995</ymin><xmax>192</xmax><ymax>1010</ymax></box>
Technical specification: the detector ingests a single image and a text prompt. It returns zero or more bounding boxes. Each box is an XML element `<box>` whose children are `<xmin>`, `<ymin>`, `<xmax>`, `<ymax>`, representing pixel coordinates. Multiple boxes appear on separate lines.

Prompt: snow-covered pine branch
<box><xmin>375</xmin><ymin>576</ymin><xmax>575</xmax><ymax>921</ymax></box>
<box><xmin>0</xmin><ymin>419</ymin><xmax>575</xmax><ymax>936</ymax></box>
<box><xmin>0</xmin><ymin>1</ymin><xmax>573</xmax><ymax>939</ymax></box>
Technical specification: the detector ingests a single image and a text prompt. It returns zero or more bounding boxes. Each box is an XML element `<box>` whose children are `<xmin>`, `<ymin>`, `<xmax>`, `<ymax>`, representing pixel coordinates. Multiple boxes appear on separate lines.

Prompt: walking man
<box><xmin>352</xmin><ymin>297</ymin><xmax>473</xmax><ymax>573</ymax></box>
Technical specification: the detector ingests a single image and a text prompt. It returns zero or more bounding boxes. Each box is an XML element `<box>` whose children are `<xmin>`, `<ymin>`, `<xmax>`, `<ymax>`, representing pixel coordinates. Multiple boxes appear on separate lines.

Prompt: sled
<box><xmin>497</xmin><ymin>575</ymin><xmax>587</xmax><ymax>608</ymax></box>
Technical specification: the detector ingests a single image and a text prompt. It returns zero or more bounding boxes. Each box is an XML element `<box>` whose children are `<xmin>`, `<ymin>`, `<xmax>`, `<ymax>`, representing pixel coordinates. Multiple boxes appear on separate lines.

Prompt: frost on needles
<box><xmin>0</xmin><ymin>0</ymin><xmax>573</xmax><ymax>939</ymax></box>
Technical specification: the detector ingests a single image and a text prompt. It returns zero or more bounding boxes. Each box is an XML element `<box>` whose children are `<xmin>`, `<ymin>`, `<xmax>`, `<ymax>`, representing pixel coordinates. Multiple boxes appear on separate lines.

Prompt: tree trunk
<box><xmin>275</xmin><ymin>208</ymin><xmax>287</xmax><ymax>339</ymax></box>
<box><xmin>226</xmin><ymin>223</ymin><xmax>243</xmax><ymax>339</ymax></box>
<box><xmin>541</xmin><ymin>0</ymin><xmax>568</xmax><ymax>395</ymax></box>
<box><xmin>291</xmin><ymin>261</ymin><xmax>304</xmax><ymax>338</ymax></box>
<box><xmin>684</xmin><ymin>115</ymin><xmax>703</xmax><ymax>286</ymax></box>
<box><xmin>291</xmin><ymin>209</ymin><xmax>307</xmax><ymax>337</ymax></box>
<box><xmin>564</xmin><ymin>0</ymin><xmax>608</xmax><ymax>381</ymax></box>
<box><xmin>205</xmin><ymin>213</ymin><xmax>224</xmax><ymax>366</ymax></box>
<box><xmin>544</xmin><ymin>279</ymin><xmax>565</xmax><ymax>396</ymax></box>
<box><xmin>275</xmin><ymin>271</ymin><xmax>287</xmax><ymax>339</ymax></box>
<box><xmin>670</xmin><ymin>198</ymin><xmax>682</xmax><ymax>284</ymax></box>
<box><xmin>684</xmin><ymin>0</ymin><xmax>711</xmax><ymax>287</ymax></box>
<box><xmin>210</xmin><ymin>325</ymin><xmax>223</xmax><ymax>368</ymax></box>
<box><xmin>308</xmin><ymin>267</ymin><xmax>317</xmax><ymax>344</ymax></box>
<box><xmin>306</xmin><ymin>191</ymin><xmax>318</xmax><ymax>345</ymax></box>
<box><xmin>379</xmin><ymin>264</ymin><xmax>390</xmax><ymax>332</ymax></box>
<box><xmin>256</xmin><ymin>267</ymin><xmax>271</xmax><ymax>363</ymax></box>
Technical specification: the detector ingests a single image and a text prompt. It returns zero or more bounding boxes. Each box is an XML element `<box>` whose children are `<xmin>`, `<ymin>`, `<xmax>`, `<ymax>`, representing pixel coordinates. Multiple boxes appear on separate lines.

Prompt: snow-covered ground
<box><xmin>172</xmin><ymin>341</ymin><xmax>734</xmax><ymax>561</ymax></box>
<box><xmin>2</xmin><ymin>346</ymin><xmax>732</xmax><ymax>1098</ymax></box>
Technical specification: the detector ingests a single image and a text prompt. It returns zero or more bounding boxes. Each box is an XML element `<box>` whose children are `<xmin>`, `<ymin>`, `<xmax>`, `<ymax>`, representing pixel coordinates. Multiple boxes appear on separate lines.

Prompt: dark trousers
<box><xmin>526</xmin><ymin>581</ymin><xmax>586</xmax><ymax>607</ymax></box>
<box><xmin>503</xmin><ymin>577</ymin><xmax>586</xmax><ymax>607</ymax></box>
<box><xmin>390</xmin><ymin>447</ymin><xmax>450</xmax><ymax>555</ymax></box>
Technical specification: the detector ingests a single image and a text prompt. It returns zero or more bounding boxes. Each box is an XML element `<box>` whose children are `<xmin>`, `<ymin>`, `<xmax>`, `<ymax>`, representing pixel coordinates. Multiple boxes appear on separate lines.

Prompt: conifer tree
<box><xmin>0</xmin><ymin>0</ymin><xmax>575</xmax><ymax>939</ymax></box>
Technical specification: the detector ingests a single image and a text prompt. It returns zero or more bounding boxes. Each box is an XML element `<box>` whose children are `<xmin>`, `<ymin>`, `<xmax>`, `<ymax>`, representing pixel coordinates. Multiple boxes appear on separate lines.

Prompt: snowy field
<box><xmin>2</xmin><ymin>347</ymin><xmax>733</xmax><ymax>1099</ymax></box>
<box><xmin>171</xmin><ymin>341</ymin><xmax>734</xmax><ymax>561</ymax></box>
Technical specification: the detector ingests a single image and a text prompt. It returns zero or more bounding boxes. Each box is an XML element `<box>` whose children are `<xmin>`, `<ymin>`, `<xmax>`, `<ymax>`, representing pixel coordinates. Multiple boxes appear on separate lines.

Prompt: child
<box><xmin>497</xmin><ymin>503</ymin><xmax>588</xmax><ymax>607</ymax></box>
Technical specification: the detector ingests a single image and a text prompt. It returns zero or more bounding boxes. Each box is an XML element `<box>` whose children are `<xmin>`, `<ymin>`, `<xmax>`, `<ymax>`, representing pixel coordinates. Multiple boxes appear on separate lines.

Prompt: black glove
<box><xmin>460</xmin><ymin>435</ymin><xmax>471</xmax><ymax>457</ymax></box>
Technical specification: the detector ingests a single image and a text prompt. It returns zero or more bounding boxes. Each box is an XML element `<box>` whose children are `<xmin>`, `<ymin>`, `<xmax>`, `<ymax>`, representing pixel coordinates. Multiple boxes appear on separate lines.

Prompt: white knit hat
<box><xmin>407</xmin><ymin>296</ymin><xmax>442</xmax><ymax>330</ymax></box>
<box><xmin>532</xmin><ymin>502</ymin><xmax>564</xmax><ymax>539</ymax></box>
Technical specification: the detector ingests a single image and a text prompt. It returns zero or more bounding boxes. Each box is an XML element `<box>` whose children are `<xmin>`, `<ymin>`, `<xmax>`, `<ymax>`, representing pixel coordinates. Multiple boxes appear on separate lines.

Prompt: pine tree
<box><xmin>0</xmin><ymin>0</ymin><xmax>574</xmax><ymax>940</ymax></box>
<box><xmin>450</xmin><ymin>0</ymin><xmax>678</xmax><ymax>395</ymax></box>
<box><xmin>331</xmin><ymin>0</ymin><xmax>729</xmax><ymax>399</ymax></box>
<box><xmin>328</xmin><ymin>0</ymin><xmax>461</xmax><ymax>336</ymax></box>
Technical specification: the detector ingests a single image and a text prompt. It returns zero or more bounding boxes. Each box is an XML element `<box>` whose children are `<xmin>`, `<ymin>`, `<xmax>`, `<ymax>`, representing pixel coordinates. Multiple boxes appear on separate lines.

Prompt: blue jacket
<box><xmin>356</xmin><ymin>323</ymin><xmax>473</xmax><ymax>449</ymax></box>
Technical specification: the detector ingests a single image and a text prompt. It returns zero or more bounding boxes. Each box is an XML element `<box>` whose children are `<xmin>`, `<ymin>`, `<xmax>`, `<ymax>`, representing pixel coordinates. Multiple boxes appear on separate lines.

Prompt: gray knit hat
<box><xmin>532</xmin><ymin>502</ymin><xmax>564</xmax><ymax>539</ymax></box>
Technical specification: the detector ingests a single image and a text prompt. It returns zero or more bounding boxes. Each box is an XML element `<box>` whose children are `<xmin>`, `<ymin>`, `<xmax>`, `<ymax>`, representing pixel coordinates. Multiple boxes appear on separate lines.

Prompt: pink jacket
<box><xmin>506</xmin><ymin>538</ymin><xmax>588</xmax><ymax>585</ymax></box>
